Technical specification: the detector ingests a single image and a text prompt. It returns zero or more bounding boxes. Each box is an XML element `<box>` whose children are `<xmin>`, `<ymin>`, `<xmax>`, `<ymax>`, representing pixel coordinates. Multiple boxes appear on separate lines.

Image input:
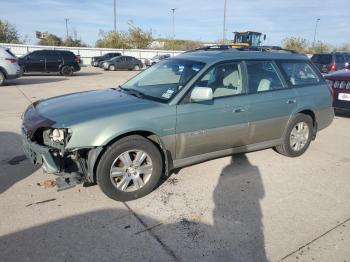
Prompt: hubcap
<box><xmin>110</xmin><ymin>150</ymin><xmax>153</xmax><ymax>192</ymax></box>
<box><xmin>290</xmin><ymin>122</ymin><xmax>309</xmax><ymax>151</ymax></box>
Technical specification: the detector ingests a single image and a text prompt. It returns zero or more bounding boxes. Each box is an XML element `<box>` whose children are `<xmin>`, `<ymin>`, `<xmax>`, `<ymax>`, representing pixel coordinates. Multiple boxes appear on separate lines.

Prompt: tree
<box><xmin>161</xmin><ymin>39</ymin><xmax>203</xmax><ymax>51</ymax></box>
<box><xmin>334</xmin><ymin>43</ymin><xmax>350</xmax><ymax>52</ymax></box>
<box><xmin>38</xmin><ymin>34</ymin><xmax>63</xmax><ymax>46</ymax></box>
<box><xmin>95</xmin><ymin>30</ymin><xmax>130</xmax><ymax>49</ymax></box>
<box><xmin>63</xmin><ymin>29</ymin><xmax>87</xmax><ymax>47</ymax></box>
<box><xmin>308</xmin><ymin>41</ymin><xmax>331</xmax><ymax>54</ymax></box>
<box><xmin>127</xmin><ymin>22</ymin><xmax>153</xmax><ymax>49</ymax></box>
<box><xmin>0</xmin><ymin>19</ymin><xmax>23</xmax><ymax>44</ymax></box>
<box><xmin>282</xmin><ymin>37</ymin><xmax>309</xmax><ymax>53</ymax></box>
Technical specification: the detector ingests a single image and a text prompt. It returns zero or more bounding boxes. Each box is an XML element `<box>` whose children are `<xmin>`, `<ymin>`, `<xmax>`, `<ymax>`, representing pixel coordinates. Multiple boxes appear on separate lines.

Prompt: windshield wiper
<box><xmin>118</xmin><ymin>86</ymin><xmax>145</xmax><ymax>98</ymax></box>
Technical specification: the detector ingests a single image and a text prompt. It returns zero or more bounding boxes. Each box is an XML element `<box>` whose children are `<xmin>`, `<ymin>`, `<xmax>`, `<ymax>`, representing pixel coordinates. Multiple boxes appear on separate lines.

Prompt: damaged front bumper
<box><xmin>22</xmin><ymin>129</ymin><xmax>62</xmax><ymax>174</ymax></box>
<box><xmin>21</xmin><ymin>129</ymin><xmax>89</xmax><ymax>190</ymax></box>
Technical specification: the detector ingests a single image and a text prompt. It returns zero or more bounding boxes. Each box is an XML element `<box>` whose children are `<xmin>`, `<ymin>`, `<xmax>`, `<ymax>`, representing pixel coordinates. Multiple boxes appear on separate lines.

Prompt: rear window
<box><xmin>311</xmin><ymin>54</ymin><xmax>332</xmax><ymax>64</ymax></box>
<box><xmin>280</xmin><ymin>61</ymin><xmax>320</xmax><ymax>86</ymax></box>
<box><xmin>335</xmin><ymin>54</ymin><xmax>345</xmax><ymax>63</ymax></box>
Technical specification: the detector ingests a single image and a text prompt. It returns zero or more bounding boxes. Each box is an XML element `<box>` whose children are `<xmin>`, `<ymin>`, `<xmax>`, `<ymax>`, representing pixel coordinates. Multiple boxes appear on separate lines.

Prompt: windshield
<box><xmin>121</xmin><ymin>59</ymin><xmax>205</xmax><ymax>102</ymax></box>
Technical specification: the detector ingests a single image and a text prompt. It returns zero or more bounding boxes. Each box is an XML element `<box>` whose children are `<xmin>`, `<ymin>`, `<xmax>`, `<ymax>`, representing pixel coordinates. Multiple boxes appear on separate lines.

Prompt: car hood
<box><xmin>325</xmin><ymin>70</ymin><xmax>350</xmax><ymax>81</ymax></box>
<box><xmin>33</xmin><ymin>89</ymin><xmax>161</xmax><ymax>127</ymax></box>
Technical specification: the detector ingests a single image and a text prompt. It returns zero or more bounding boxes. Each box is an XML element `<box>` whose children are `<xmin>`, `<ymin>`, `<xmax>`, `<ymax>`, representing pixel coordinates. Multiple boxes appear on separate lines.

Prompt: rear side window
<box><xmin>311</xmin><ymin>54</ymin><xmax>332</xmax><ymax>64</ymax></box>
<box><xmin>246</xmin><ymin>61</ymin><xmax>285</xmax><ymax>93</ymax></box>
<box><xmin>280</xmin><ymin>61</ymin><xmax>320</xmax><ymax>86</ymax></box>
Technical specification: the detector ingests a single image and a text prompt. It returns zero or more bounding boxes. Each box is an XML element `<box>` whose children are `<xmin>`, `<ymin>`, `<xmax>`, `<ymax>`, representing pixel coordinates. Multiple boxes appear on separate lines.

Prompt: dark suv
<box><xmin>311</xmin><ymin>52</ymin><xmax>350</xmax><ymax>73</ymax></box>
<box><xmin>19</xmin><ymin>50</ymin><xmax>81</xmax><ymax>76</ymax></box>
<box><xmin>91</xmin><ymin>52</ymin><xmax>122</xmax><ymax>67</ymax></box>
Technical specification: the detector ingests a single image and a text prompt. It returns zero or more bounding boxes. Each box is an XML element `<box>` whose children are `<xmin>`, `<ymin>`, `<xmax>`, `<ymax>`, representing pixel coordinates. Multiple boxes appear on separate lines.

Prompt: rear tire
<box><xmin>274</xmin><ymin>114</ymin><xmax>313</xmax><ymax>157</ymax></box>
<box><xmin>60</xmin><ymin>65</ymin><xmax>73</xmax><ymax>76</ymax></box>
<box><xmin>97</xmin><ymin>135</ymin><xmax>163</xmax><ymax>201</ymax></box>
<box><xmin>0</xmin><ymin>71</ymin><xmax>5</xmax><ymax>86</ymax></box>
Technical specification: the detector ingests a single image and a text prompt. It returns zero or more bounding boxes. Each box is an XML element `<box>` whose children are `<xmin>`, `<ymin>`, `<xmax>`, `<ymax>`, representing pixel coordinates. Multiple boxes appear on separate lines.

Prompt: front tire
<box><xmin>133</xmin><ymin>64</ymin><xmax>140</xmax><ymax>71</ymax></box>
<box><xmin>274</xmin><ymin>114</ymin><xmax>313</xmax><ymax>157</ymax></box>
<box><xmin>109</xmin><ymin>65</ymin><xmax>115</xmax><ymax>71</ymax></box>
<box><xmin>97</xmin><ymin>135</ymin><xmax>163</xmax><ymax>201</ymax></box>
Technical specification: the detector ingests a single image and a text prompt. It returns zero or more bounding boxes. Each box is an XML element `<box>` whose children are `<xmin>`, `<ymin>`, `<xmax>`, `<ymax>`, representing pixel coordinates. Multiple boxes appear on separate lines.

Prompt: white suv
<box><xmin>0</xmin><ymin>47</ymin><xmax>21</xmax><ymax>86</ymax></box>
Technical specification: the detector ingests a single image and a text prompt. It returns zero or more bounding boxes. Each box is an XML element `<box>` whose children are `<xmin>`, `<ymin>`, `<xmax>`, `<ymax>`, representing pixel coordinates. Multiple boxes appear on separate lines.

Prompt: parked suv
<box><xmin>21</xmin><ymin>46</ymin><xmax>334</xmax><ymax>201</ymax></box>
<box><xmin>324</xmin><ymin>70</ymin><xmax>350</xmax><ymax>110</ymax></box>
<box><xmin>91</xmin><ymin>52</ymin><xmax>121</xmax><ymax>67</ymax></box>
<box><xmin>0</xmin><ymin>47</ymin><xmax>21</xmax><ymax>86</ymax></box>
<box><xmin>19</xmin><ymin>50</ymin><xmax>81</xmax><ymax>76</ymax></box>
<box><xmin>311</xmin><ymin>52</ymin><xmax>350</xmax><ymax>73</ymax></box>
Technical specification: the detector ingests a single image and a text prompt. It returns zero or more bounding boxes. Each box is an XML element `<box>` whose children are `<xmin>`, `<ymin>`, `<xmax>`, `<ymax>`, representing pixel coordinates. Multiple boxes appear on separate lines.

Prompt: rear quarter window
<box><xmin>279</xmin><ymin>61</ymin><xmax>320</xmax><ymax>86</ymax></box>
<box><xmin>335</xmin><ymin>54</ymin><xmax>345</xmax><ymax>63</ymax></box>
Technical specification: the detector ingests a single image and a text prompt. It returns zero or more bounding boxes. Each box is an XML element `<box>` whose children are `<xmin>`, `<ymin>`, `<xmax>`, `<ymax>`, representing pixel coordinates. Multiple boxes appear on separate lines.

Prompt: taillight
<box><xmin>5</xmin><ymin>58</ymin><xmax>17</xmax><ymax>63</ymax></box>
<box><xmin>329</xmin><ymin>63</ymin><xmax>337</xmax><ymax>72</ymax></box>
<box><xmin>75</xmin><ymin>56</ymin><xmax>81</xmax><ymax>63</ymax></box>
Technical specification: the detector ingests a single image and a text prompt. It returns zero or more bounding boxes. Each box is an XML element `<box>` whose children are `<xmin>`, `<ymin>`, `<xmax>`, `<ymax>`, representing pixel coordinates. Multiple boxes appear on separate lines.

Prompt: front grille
<box><xmin>326</xmin><ymin>79</ymin><xmax>350</xmax><ymax>90</ymax></box>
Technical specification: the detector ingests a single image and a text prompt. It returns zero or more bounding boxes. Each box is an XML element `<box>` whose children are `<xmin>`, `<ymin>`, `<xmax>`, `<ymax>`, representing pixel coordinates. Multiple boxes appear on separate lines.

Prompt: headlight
<box><xmin>49</xmin><ymin>129</ymin><xmax>65</xmax><ymax>143</ymax></box>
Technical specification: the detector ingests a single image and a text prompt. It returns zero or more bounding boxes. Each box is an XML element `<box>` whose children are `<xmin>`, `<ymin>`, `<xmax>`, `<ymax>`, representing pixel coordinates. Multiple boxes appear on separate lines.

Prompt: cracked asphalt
<box><xmin>0</xmin><ymin>67</ymin><xmax>349</xmax><ymax>262</ymax></box>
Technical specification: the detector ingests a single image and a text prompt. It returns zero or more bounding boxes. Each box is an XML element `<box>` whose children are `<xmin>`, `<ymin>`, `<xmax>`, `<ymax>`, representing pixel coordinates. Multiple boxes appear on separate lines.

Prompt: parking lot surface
<box><xmin>0</xmin><ymin>67</ymin><xmax>349</xmax><ymax>262</ymax></box>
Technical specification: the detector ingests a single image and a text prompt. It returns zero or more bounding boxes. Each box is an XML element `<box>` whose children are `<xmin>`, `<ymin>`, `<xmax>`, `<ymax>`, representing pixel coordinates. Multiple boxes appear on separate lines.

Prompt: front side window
<box><xmin>280</xmin><ymin>61</ymin><xmax>320</xmax><ymax>86</ymax></box>
<box><xmin>246</xmin><ymin>61</ymin><xmax>285</xmax><ymax>93</ymax></box>
<box><xmin>194</xmin><ymin>62</ymin><xmax>244</xmax><ymax>98</ymax></box>
<box><xmin>121</xmin><ymin>59</ymin><xmax>205</xmax><ymax>102</ymax></box>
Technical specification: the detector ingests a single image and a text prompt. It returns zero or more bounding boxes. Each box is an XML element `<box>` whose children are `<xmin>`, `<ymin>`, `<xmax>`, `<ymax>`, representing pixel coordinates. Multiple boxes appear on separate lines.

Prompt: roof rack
<box><xmin>186</xmin><ymin>45</ymin><xmax>300</xmax><ymax>54</ymax></box>
<box><xmin>185</xmin><ymin>45</ymin><xmax>235</xmax><ymax>53</ymax></box>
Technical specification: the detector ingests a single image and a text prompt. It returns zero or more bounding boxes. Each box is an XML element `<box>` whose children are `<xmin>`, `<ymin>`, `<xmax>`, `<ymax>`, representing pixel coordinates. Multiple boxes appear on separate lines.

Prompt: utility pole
<box><xmin>313</xmin><ymin>18</ymin><xmax>320</xmax><ymax>47</ymax></box>
<box><xmin>65</xmin><ymin>18</ymin><xmax>69</xmax><ymax>39</ymax></box>
<box><xmin>113</xmin><ymin>0</ymin><xmax>117</xmax><ymax>33</ymax></box>
<box><xmin>171</xmin><ymin>8</ymin><xmax>176</xmax><ymax>53</ymax></box>
<box><xmin>223</xmin><ymin>0</ymin><xmax>227</xmax><ymax>43</ymax></box>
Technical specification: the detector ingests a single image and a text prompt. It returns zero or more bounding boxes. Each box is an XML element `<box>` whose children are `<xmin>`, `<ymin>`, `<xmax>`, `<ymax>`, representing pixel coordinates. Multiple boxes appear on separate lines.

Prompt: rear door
<box><xmin>245</xmin><ymin>60</ymin><xmax>298</xmax><ymax>144</ymax></box>
<box><xmin>45</xmin><ymin>51</ymin><xmax>60</xmax><ymax>72</ymax></box>
<box><xmin>175</xmin><ymin>61</ymin><xmax>250</xmax><ymax>159</ymax></box>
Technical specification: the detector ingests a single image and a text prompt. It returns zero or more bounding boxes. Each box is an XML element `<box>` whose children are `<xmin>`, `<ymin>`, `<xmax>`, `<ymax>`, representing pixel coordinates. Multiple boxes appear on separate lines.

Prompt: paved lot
<box><xmin>0</xmin><ymin>67</ymin><xmax>349</xmax><ymax>262</ymax></box>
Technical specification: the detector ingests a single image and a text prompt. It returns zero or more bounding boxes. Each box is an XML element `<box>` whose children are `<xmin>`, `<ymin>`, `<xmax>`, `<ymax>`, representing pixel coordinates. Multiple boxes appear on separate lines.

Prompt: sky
<box><xmin>1</xmin><ymin>0</ymin><xmax>349</xmax><ymax>47</ymax></box>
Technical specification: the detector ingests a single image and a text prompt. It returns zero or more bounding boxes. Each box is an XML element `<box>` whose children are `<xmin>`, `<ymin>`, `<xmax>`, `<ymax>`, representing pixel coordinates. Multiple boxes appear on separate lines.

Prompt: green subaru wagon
<box><xmin>22</xmin><ymin>47</ymin><xmax>334</xmax><ymax>201</ymax></box>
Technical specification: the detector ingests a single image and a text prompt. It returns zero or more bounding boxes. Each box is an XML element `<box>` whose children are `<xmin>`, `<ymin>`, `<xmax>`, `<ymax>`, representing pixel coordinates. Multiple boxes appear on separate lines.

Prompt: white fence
<box><xmin>0</xmin><ymin>43</ymin><xmax>183</xmax><ymax>65</ymax></box>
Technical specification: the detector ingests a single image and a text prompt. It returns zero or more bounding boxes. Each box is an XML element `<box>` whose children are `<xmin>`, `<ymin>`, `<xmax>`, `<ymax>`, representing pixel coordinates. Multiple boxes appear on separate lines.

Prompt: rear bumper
<box><xmin>6</xmin><ymin>73</ymin><xmax>21</xmax><ymax>80</ymax></box>
<box><xmin>21</xmin><ymin>129</ymin><xmax>61</xmax><ymax>174</ymax></box>
<box><xmin>333</xmin><ymin>100</ymin><xmax>350</xmax><ymax>110</ymax></box>
<box><xmin>316</xmin><ymin>107</ymin><xmax>335</xmax><ymax>131</ymax></box>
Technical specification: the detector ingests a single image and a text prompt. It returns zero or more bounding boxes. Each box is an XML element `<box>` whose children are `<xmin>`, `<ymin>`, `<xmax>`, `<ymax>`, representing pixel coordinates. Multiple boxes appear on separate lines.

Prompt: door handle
<box><xmin>286</xmin><ymin>98</ymin><xmax>297</xmax><ymax>104</ymax></box>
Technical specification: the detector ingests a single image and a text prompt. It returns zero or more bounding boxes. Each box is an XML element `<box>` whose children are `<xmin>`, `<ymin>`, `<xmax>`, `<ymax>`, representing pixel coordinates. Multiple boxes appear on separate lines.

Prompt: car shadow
<box><xmin>0</xmin><ymin>154</ymin><xmax>267</xmax><ymax>261</ymax></box>
<box><xmin>5</xmin><ymin>78</ymin><xmax>67</xmax><ymax>86</ymax></box>
<box><xmin>335</xmin><ymin>109</ymin><xmax>350</xmax><ymax>118</ymax></box>
<box><xmin>74</xmin><ymin>72</ymin><xmax>103</xmax><ymax>76</ymax></box>
<box><xmin>0</xmin><ymin>132</ymin><xmax>39</xmax><ymax>194</ymax></box>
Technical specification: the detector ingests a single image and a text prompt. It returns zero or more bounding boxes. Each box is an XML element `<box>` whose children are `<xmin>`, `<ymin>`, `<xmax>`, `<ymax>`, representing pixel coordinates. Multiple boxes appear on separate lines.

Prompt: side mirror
<box><xmin>190</xmin><ymin>87</ymin><xmax>213</xmax><ymax>102</ymax></box>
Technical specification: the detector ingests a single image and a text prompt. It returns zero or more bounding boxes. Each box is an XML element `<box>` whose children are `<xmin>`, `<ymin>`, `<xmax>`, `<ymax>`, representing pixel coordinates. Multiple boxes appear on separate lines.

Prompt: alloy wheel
<box><xmin>109</xmin><ymin>150</ymin><xmax>153</xmax><ymax>192</ymax></box>
<box><xmin>289</xmin><ymin>122</ymin><xmax>310</xmax><ymax>151</ymax></box>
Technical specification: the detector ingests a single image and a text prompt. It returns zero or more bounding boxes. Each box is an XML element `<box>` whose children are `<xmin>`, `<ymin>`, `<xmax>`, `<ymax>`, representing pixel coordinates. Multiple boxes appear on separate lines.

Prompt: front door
<box><xmin>175</xmin><ymin>61</ymin><xmax>250</xmax><ymax>159</ymax></box>
<box><xmin>24</xmin><ymin>51</ymin><xmax>46</xmax><ymax>72</ymax></box>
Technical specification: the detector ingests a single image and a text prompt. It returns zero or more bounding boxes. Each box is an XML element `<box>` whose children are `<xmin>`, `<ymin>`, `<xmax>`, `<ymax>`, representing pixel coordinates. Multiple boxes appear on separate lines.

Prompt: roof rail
<box><xmin>185</xmin><ymin>45</ymin><xmax>235</xmax><ymax>53</ymax></box>
<box><xmin>185</xmin><ymin>45</ymin><xmax>301</xmax><ymax>54</ymax></box>
<box><xmin>238</xmin><ymin>46</ymin><xmax>300</xmax><ymax>54</ymax></box>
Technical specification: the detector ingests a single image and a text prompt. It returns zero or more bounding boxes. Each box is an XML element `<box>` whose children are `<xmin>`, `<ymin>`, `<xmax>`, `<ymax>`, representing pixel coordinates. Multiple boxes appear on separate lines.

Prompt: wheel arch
<box><xmin>0</xmin><ymin>66</ymin><xmax>8</xmax><ymax>78</ymax></box>
<box><xmin>87</xmin><ymin>130</ymin><xmax>172</xmax><ymax>183</ymax></box>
